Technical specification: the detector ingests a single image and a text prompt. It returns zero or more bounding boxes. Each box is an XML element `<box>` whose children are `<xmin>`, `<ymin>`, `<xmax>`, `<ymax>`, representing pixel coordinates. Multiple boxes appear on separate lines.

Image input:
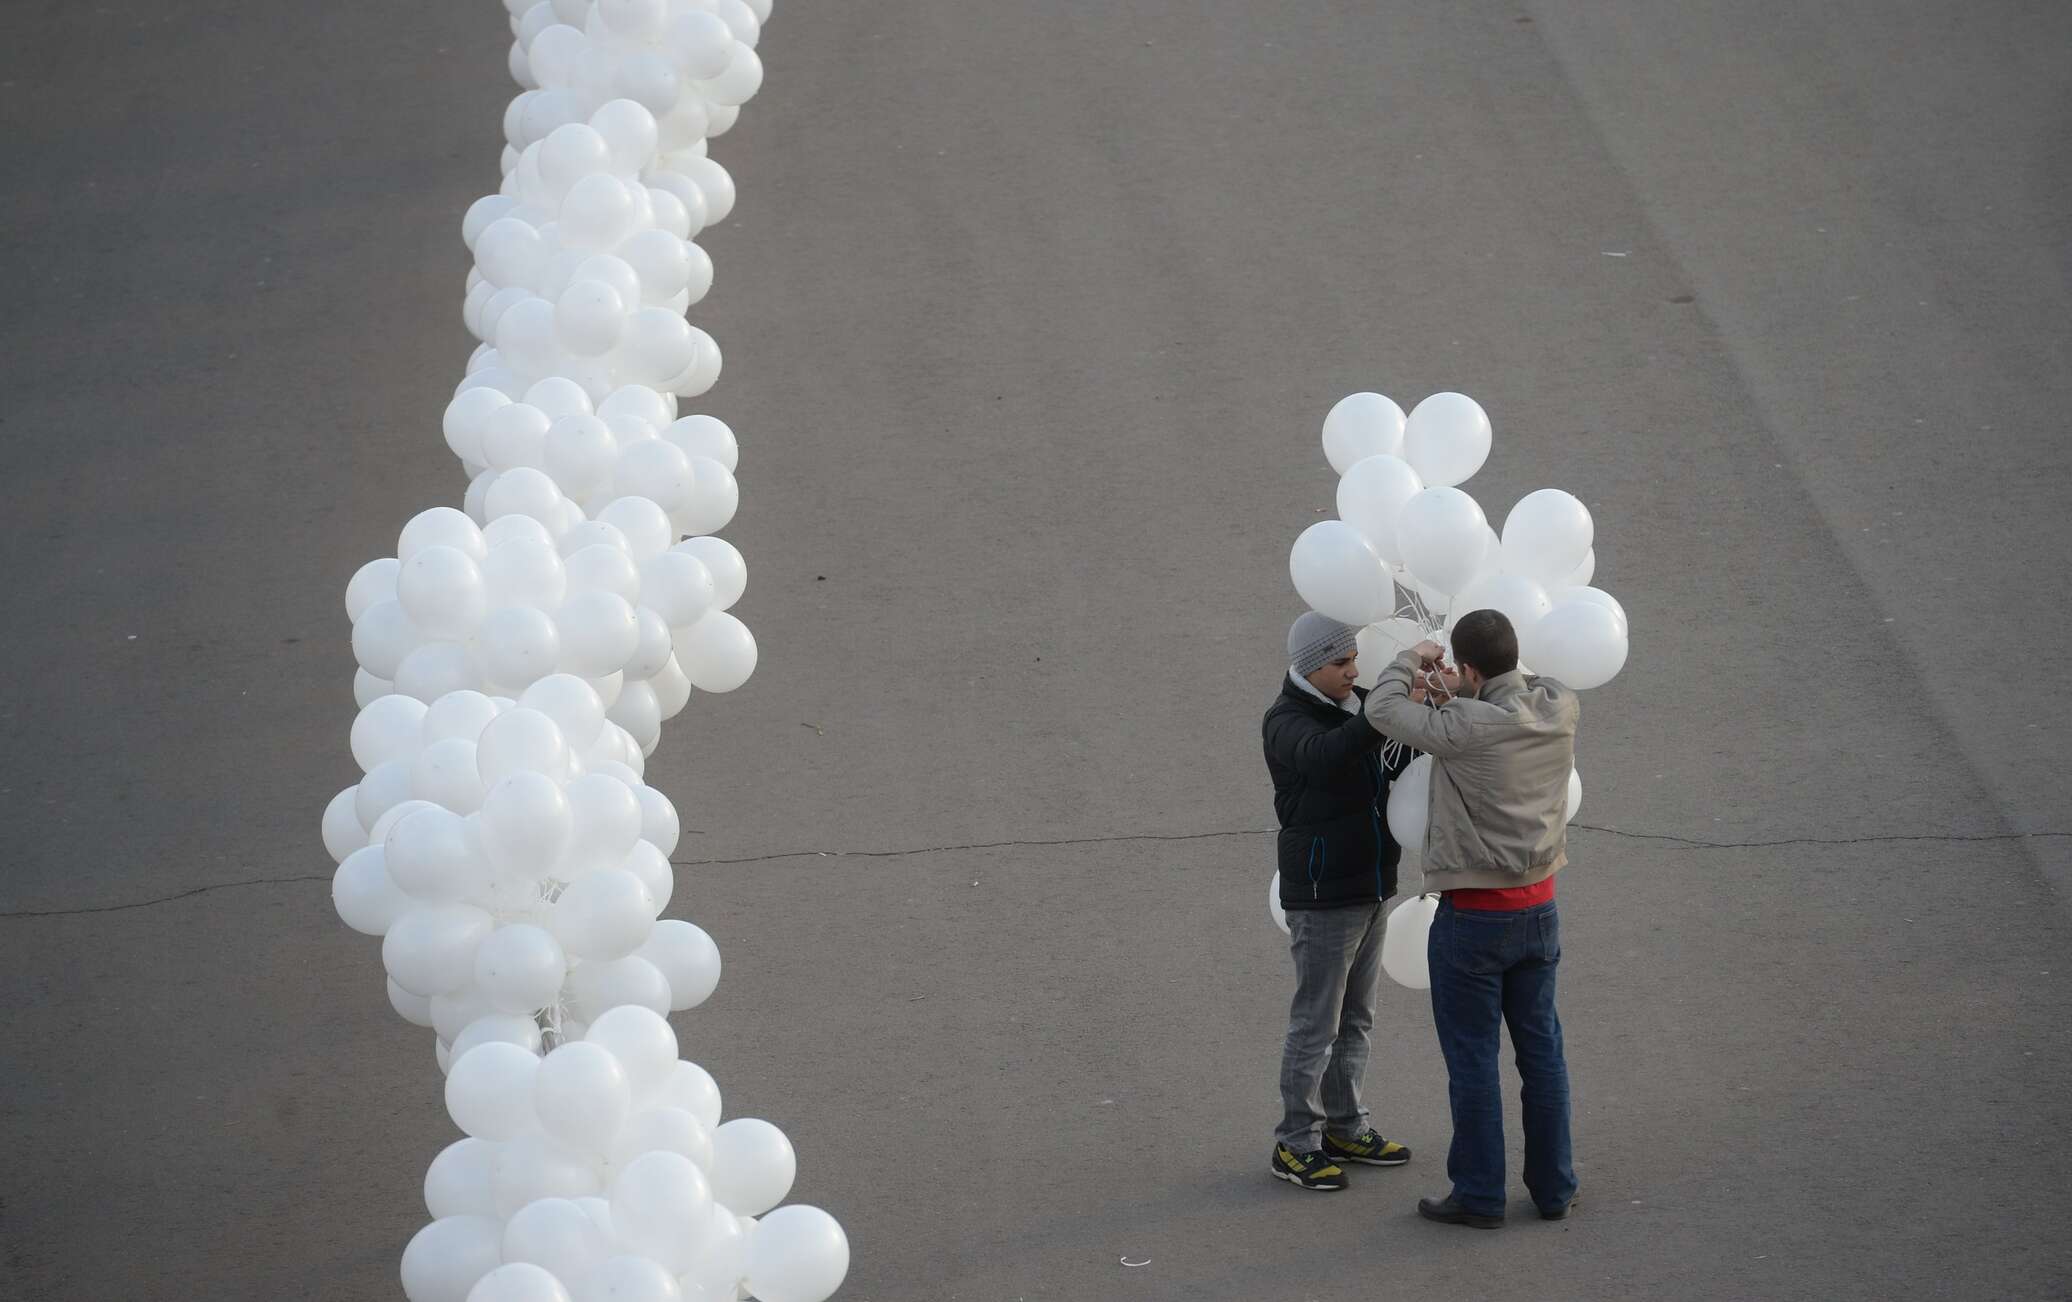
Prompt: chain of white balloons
<box><xmin>1276</xmin><ymin>392</ymin><xmax>1628</xmax><ymax>984</ymax></box>
<box><xmin>325</xmin><ymin>4</ymin><xmax>848</xmax><ymax>1301</ymax></box>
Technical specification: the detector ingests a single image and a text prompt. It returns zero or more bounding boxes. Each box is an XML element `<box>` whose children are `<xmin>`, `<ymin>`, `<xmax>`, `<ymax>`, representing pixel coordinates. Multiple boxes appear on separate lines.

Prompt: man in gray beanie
<box><xmin>1260</xmin><ymin>611</ymin><xmax>1433</xmax><ymax>1189</ymax></box>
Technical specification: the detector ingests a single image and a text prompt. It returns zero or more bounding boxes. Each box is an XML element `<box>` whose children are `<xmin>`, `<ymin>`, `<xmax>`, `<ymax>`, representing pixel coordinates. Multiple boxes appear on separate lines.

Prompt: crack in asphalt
<box><xmin>4</xmin><ymin>827</ymin><xmax>2065</xmax><ymax>918</ymax></box>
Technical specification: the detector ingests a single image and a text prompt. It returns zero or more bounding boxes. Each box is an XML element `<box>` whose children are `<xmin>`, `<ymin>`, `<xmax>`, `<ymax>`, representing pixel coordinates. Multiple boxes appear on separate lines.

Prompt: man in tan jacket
<box><xmin>1363</xmin><ymin>609</ymin><xmax>1581</xmax><ymax>1229</ymax></box>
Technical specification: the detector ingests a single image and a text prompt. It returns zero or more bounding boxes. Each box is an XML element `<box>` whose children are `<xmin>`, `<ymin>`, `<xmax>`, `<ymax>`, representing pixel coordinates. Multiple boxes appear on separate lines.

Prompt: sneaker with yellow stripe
<box><xmin>1271</xmin><ymin>1143</ymin><xmax>1348</xmax><ymax>1191</ymax></box>
<box><xmin>1322</xmin><ymin>1128</ymin><xmax>1411</xmax><ymax>1167</ymax></box>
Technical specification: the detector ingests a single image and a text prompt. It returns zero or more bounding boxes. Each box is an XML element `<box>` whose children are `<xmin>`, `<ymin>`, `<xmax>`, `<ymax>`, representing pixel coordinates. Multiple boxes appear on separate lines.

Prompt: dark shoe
<box><xmin>1271</xmin><ymin>1144</ymin><xmax>1348</xmax><ymax>1191</ymax></box>
<box><xmin>1323</xmin><ymin>1127</ymin><xmax>1411</xmax><ymax>1167</ymax></box>
<box><xmin>1417</xmin><ymin>1194</ymin><xmax>1503</xmax><ymax>1228</ymax></box>
<box><xmin>1539</xmin><ymin>1191</ymin><xmax>1580</xmax><ymax>1220</ymax></box>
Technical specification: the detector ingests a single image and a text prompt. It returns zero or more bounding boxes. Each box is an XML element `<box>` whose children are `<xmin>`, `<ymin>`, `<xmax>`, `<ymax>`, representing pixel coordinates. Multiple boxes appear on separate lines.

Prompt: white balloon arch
<box><xmin>326</xmin><ymin>4</ymin><xmax>848</xmax><ymax>1299</ymax></box>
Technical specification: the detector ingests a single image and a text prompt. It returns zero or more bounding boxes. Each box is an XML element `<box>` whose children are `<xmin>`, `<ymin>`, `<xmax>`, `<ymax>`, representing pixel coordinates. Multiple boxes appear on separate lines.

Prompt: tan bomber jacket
<box><xmin>1363</xmin><ymin>649</ymin><xmax>1580</xmax><ymax>893</ymax></box>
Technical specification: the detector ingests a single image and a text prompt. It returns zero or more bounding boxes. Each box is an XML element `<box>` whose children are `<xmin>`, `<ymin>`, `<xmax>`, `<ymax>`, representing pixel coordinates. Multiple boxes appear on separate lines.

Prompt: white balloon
<box><xmin>674</xmin><ymin>611</ymin><xmax>756</xmax><ymax>692</ymax></box>
<box><xmin>504</xmin><ymin>1198</ymin><xmax>611</xmax><ymax>1289</ymax></box>
<box><xmin>427</xmin><ymin>691</ymin><xmax>504</xmax><ymax>745</ymax></box>
<box><xmin>465</xmin><ymin>1262</ymin><xmax>574</xmax><ymax>1302</ymax></box>
<box><xmin>1566</xmin><ymin>767</ymin><xmax>1583</xmax><ymax>823</ymax></box>
<box><xmin>497</xmin><ymin>1130</ymin><xmax>605</xmax><ymax>1216</ymax></box>
<box><xmin>1446</xmin><ymin>572</ymin><xmax>1551</xmax><ymax>637</ymax></box>
<box><xmin>1381</xmin><ymin>894</ymin><xmax>1439</xmax><ymax>990</ymax></box>
<box><xmin>334</xmin><ymin>845</ymin><xmax>411</xmax><ymax>936</ymax></box>
<box><xmin>1395</xmin><ymin>487</ymin><xmax>1489</xmax><ymax>597</ymax></box>
<box><xmin>536</xmin><ymin>1041</ymin><xmax>634</xmax><ymax>1153</ymax></box>
<box><xmin>1288</xmin><ymin>520</ymin><xmax>1391</xmax><ymax>625</ymax></box>
<box><xmin>477</xmin><ymin>923</ymin><xmax>570</xmax><ymax>1014</ymax></box>
<box><xmin>676</xmin><ymin>456</ymin><xmax>737</xmax><ymax>535</ymax></box>
<box><xmin>386</xmin><ymin>904</ymin><xmax>496</xmax><ymax>997</ymax></box>
<box><xmin>558</xmin><ymin>590</ymin><xmax>641</xmax><ymax>676</ymax></box>
<box><xmin>564</xmin><ymin>772</ymin><xmax>644</xmax><ymax>874</ymax></box>
<box><xmin>656</xmin><ymin>1060</ymin><xmax>721</xmax><ymax>1131</ymax></box>
<box><xmin>637</xmin><ymin>920</ymin><xmax>720</xmax><ymax>1010</ymax></box>
<box><xmin>605</xmin><ymin>1106</ymin><xmax>713</xmax><ymax>1179</ymax></box>
<box><xmin>348</xmin><ymin>556</ymin><xmax>402</xmax><ymax>623</ymax></box>
<box><xmin>633</xmin><ymin>785</ymin><xmax>679</xmax><ymax>856</ymax></box>
<box><xmin>1402</xmin><ymin>392</ymin><xmax>1492</xmax><ymax>488</ymax></box>
<box><xmin>596</xmin><ymin>497</ymin><xmax>674</xmax><ymax>559</ymax></box>
<box><xmin>481</xmin><ymin>770</ymin><xmax>575</xmax><ymax>884</ymax></box>
<box><xmin>609</xmin><ymin>1151</ymin><xmax>713</xmax><ymax>1275</ymax></box>
<box><xmin>354</xmin><ymin>600</ymin><xmax>425</xmax><ymax>683</ymax></box>
<box><xmin>324</xmin><ymin>786</ymin><xmax>367</xmax><ymax>862</ymax></box>
<box><xmin>565</xmin><ymin>544</ymin><xmax>642</xmax><ymax>602</ymax></box>
<box><xmin>479</xmin><ymin>707</ymin><xmax>574</xmax><ymax>784</ymax></box>
<box><xmin>553</xmin><ymin>868</ymin><xmax>656</xmax><ymax>960</ymax></box>
<box><xmin>446</xmin><ymin>1041</ymin><xmax>543</xmax><ymax>1141</ymax></box>
<box><xmin>426</xmin><ymin>1138</ymin><xmax>502</xmax><ymax>1219</ymax></box>
<box><xmin>397</xmin><ymin>642</ymin><xmax>488</xmax><ymax>705</ymax></box>
<box><xmin>708</xmin><ymin>1119</ymin><xmax>794</xmax><ymax>1217</ymax></box>
<box><xmin>391</xmin><ymin>977</ymin><xmax>436</xmax><ymax>1028</ymax></box>
<box><xmin>1528</xmin><ymin>600</ymin><xmax>1629</xmax><ymax>690</ymax></box>
<box><xmin>402</xmin><ymin>1215</ymin><xmax>504</xmax><ymax>1302</ymax></box>
<box><xmin>1501</xmin><ymin>488</ymin><xmax>1594</xmax><ymax>586</ymax></box>
<box><xmin>523</xmin><ymin>674</ymin><xmax>609</xmax><ymax>750</ymax></box>
<box><xmin>584</xmin><ymin>1005</ymin><xmax>679</xmax><ymax>1097</ymax></box>
<box><xmin>356</xmin><ymin>669</ymin><xmax>396</xmax><ymax>708</ymax></box>
<box><xmin>387</xmin><ymin>806</ymin><xmax>484</xmax><ymax>902</ymax></box>
<box><xmin>479</xmin><ymin>605</ymin><xmax>565</xmax><ymax>688</ymax></box>
<box><xmin>1386</xmin><ymin>754</ymin><xmax>1432</xmax><ymax>851</ymax></box>
<box><xmin>1321</xmin><ymin>392</ymin><xmax>1407</xmax><ymax>474</ymax></box>
<box><xmin>1267</xmin><ymin>872</ymin><xmax>1287</xmax><ymax>935</ymax></box>
<box><xmin>637</xmin><ymin>550</ymin><xmax>714</xmax><ymax>627</ymax></box>
<box><xmin>1355</xmin><ymin>617</ymin><xmax>1426</xmax><ymax>688</ymax></box>
<box><xmin>571</xmin><ymin>1255</ymin><xmax>680</xmax><ymax>1302</ymax></box>
<box><xmin>661</xmin><ymin>414</ymin><xmax>736</xmax><ymax>472</ymax></box>
<box><xmin>1335</xmin><ymin>454</ymin><xmax>1424</xmax><ymax>565</ymax></box>
<box><xmin>746</xmin><ymin>1206</ymin><xmax>849</xmax><ymax>1302</ymax></box>
<box><xmin>356</xmin><ymin>761</ymin><xmax>417</xmax><ymax>831</ymax></box>
<box><xmin>451</xmin><ymin>1013</ymin><xmax>545</xmax><ymax>1062</ymax></box>
<box><xmin>567</xmin><ymin>955</ymin><xmax>672</xmax><ymax>1020</ymax></box>
<box><xmin>1553</xmin><ymin>585</ymin><xmax>1628</xmax><ymax>636</ymax></box>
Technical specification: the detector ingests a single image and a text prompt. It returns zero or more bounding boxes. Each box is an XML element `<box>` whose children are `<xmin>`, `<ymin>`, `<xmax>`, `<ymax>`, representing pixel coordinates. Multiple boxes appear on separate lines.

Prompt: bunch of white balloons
<box><xmin>1292</xmin><ymin>390</ymin><xmax>1630</xmax><ymax>700</ymax></box>
<box><xmin>326</xmin><ymin>3</ymin><xmax>849</xmax><ymax>1299</ymax></box>
<box><xmin>1283</xmin><ymin>391</ymin><xmax>1628</xmax><ymax>966</ymax></box>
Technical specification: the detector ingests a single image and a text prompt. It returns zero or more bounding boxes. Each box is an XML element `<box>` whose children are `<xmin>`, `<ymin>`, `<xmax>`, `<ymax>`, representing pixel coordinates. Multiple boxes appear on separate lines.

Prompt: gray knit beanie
<box><xmin>1288</xmin><ymin>611</ymin><xmax>1361</xmax><ymax>677</ymax></box>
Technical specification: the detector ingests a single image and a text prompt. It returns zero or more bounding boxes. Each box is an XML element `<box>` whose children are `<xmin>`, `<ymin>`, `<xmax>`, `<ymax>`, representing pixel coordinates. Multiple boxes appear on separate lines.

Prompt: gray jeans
<box><xmin>1275</xmin><ymin>899</ymin><xmax>1388</xmax><ymax>1150</ymax></box>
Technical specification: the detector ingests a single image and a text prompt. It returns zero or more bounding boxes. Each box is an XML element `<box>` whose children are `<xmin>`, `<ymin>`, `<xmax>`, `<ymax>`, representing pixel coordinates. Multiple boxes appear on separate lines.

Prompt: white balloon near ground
<box><xmin>1382</xmin><ymin>894</ymin><xmax>1439</xmax><ymax>990</ymax></box>
<box><xmin>535</xmin><ymin>1041</ymin><xmax>634</xmax><ymax>1153</ymax></box>
<box><xmin>672</xmin><ymin>536</ymin><xmax>744</xmax><ymax>609</ymax></box>
<box><xmin>1402</xmin><ymin>392</ymin><xmax>1492</xmax><ymax>488</ymax></box>
<box><xmin>446</xmin><ymin>1041</ymin><xmax>543</xmax><ymax>1141</ymax></box>
<box><xmin>584</xmin><ymin>1005</ymin><xmax>680</xmax><ymax>1097</ymax></box>
<box><xmin>501</xmin><ymin>1198</ymin><xmax>610</xmax><ymax>1290</ymax></box>
<box><xmin>1566</xmin><ymin>767</ymin><xmax>1583</xmax><ymax>823</ymax></box>
<box><xmin>1321</xmin><ymin>392</ymin><xmax>1407</xmax><ymax>474</ymax></box>
<box><xmin>1267</xmin><ymin>873</ymin><xmax>1288</xmax><ymax>935</ymax></box>
<box><xmin>608</xmin><ymin>1150</ymin><xmax>714</xmax><ymax>1275</ymax></box>
<box><xmin>1554</xmin><ymin>584</ymin><xmax>1628</xmax><ymax>636</ymax></box>
<box><xmin>1386</xmin><ymin>754</ymin><xmax>1432</xmax><ymax>851</ymax></box>
<box><xmin>1288</xmin><ymin>520</ymin><xmax>1391</xmax><ymax>626</ymax></box>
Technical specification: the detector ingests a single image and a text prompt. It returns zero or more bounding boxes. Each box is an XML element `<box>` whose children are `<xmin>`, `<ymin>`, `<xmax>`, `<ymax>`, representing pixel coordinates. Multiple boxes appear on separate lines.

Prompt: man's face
<box><xmin>1307</xmin><ymin>653</ymin><xmax>1358</xmax><ymax>702</ymax></box>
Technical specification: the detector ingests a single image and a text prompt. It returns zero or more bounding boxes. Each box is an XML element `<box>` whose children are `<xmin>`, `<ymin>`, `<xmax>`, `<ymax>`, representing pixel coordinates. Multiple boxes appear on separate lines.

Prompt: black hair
<box><xmin>1451</xmin><ymin>609</ymin><xmax>1519</xmax><ymax>678</ymax></box>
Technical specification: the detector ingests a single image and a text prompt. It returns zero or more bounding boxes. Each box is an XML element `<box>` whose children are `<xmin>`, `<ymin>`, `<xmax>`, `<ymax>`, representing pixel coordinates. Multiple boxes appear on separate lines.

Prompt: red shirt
<box><xmin>1448</xmin><ymin>875</ymin><xmax>1556</xmax><ymax>911</ymax></box>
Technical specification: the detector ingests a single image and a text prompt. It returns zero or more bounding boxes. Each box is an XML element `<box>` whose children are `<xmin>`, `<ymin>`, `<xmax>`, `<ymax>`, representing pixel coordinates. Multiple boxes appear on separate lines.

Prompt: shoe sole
<box><xmin>1271</xmin><ymin>1167</ymin><xmax>1346</xmax><ymax>1192</ymax></box>
<box><xmin>1418</xmin><ymin>1207</ymin><xmax>1503</xmax><ymax>1229</ymax></box>
<box><xmin>1327</xmin><ymin>1152</ymin><xmax>1410</xmax><ymax>1167</ymax></box>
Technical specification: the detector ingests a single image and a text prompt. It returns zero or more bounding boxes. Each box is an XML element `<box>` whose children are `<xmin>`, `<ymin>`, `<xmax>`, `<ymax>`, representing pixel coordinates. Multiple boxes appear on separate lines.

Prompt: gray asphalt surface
<box><xmin>4</xmin><ymin>2</ymin><xmax>2069</xmax><ymax>1300</ymax></box>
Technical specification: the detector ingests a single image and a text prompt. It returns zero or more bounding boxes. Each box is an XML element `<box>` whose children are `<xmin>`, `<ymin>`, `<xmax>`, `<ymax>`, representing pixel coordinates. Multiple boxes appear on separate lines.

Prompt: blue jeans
<box><xmin>1428</xmin><ymin>897</ymin><xmax>1576</xmax><ymax>1216</ymax></box>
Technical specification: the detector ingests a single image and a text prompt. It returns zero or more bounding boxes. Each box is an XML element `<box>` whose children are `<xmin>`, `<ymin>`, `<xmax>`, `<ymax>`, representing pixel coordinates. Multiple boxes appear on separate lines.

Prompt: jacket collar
<box><xmin>1282</xmin><ymin>672</ymin><xmax>1366</xmax><ymax>716</ymax></box>
<box><xmin>1473</xmin><ymin>668</ymin><xmax>1530</xmax><ymax>704</ymax></box>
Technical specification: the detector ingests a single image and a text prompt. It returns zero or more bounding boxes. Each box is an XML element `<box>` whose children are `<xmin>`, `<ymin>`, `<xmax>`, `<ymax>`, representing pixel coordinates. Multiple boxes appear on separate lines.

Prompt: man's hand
<box><xmin>1410</xmin><ymin>639</ymin><xmax>1446</xmax><ymax>667</ymax></box>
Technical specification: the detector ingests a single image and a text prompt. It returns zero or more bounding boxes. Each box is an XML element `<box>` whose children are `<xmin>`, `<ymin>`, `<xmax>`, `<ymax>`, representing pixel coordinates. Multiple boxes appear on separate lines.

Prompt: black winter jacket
<box><xmin>1262</xmin><ymin>675</ymin><xmax>1416</xmax><ymax>909</ymax></box>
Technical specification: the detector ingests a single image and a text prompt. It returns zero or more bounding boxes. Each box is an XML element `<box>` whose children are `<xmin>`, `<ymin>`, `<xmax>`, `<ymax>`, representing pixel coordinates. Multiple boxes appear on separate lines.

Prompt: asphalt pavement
<box><xmin>3</xmin><ymin>1</ymin><xmax>2068</xmax><ymax>1299</ymax></box>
